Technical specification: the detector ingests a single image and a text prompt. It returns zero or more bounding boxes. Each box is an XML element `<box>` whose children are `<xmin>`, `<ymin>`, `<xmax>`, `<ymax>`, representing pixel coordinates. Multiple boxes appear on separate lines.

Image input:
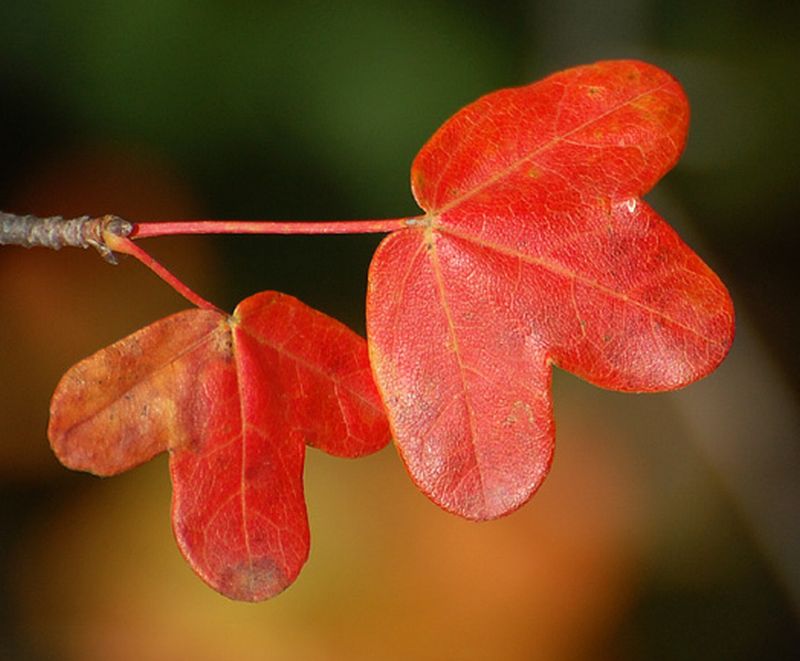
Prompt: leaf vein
<box><xmin>441</xmin><ymin>227</ymin><xmax>724</xmax><ymax>348</ymax></box>
<box><xmin>433</xmin><ymin>81</ymin><xmax>673</xmax><ymax>215</ymax></box>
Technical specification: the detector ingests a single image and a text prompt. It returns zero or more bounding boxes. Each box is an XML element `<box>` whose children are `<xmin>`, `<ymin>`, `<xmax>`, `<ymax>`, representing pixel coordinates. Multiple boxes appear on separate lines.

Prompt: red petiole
<box><xmin>117</xmin><ymin>216</ymin><xmax>417</xmax><ymax>310</ymax></box>
<box><xmin>0</xmin><ymin>210</ymin><xmax>416</xmax><ymax>309</ymax></box>
<box><xmin>131</xmin><ymin>217</ymin><xmax>414</xmax><ymax>239</ymax></box>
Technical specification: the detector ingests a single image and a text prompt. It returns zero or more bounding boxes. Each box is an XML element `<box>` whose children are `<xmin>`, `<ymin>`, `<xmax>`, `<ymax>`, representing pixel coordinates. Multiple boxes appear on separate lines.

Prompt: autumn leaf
<box><xmin>366</xmin><ymin>60</ymin><xmax>734</xmax><ymax>521</ymax></box>
<box><xmin>49</xmin><ymin>291</ymin><xmax>390</xmax><ymax>600</ymax></box>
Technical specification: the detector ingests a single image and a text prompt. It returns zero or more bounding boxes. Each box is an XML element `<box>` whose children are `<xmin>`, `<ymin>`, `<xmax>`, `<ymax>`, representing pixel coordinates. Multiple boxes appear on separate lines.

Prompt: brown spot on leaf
<box><xmin>218</xmin><ymin>556</ymin><xmax>288</xmax><ymax>602</ymax></box>
<box><xmin>210</xmin><ymin>322</ymin><xmax>234</xmax><ymax>360</ymax></box>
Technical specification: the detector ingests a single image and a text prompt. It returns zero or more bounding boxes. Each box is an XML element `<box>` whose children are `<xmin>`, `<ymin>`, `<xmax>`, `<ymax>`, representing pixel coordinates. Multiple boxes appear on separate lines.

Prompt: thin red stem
<box><xmin>131</xmin><ymin>217</ymin><xmax>416</xmax><ymax>240</ymax></box>
<box><xmin>105</xmin><ymin>234</ymin><xmax>220</xmax><ymax>312</ymax></box>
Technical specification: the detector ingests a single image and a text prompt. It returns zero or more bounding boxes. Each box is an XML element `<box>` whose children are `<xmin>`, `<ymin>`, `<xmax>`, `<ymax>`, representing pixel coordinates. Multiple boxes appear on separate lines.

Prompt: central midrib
<box><xmin>427</xmin><ymin>230</ymin><xmax>489</xmax><ymax>511</ymax></box>
<box><xmin>431</xmin><ymin>80</ymin><xmax>673</xmax><ymax>217</ymax></box>
<box><xmin>433</xmin><ymin>223</ymin><xmax>724</xmax><ymax>347</ymax></box>
<box><xmin>233</xmin><ymin>332</ymin><xmax>255</xmax><ymax>592</ymax></box>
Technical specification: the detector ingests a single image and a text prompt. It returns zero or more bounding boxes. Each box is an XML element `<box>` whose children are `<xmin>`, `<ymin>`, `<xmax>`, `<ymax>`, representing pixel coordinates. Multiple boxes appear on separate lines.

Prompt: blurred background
<box><xmin>1</xmin><ymin>1</ymin><xmax>798</xmax><ymax>659</ymax></box>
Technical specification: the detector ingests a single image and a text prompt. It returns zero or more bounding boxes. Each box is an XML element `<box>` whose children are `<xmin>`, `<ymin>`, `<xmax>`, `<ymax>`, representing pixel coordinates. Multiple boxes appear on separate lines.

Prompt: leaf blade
<box><xmin>48</xmin><ymin>309</ymin><xmax>224</xmax><ymax>475</ymax></box>
<box><xmin>170</xmin><ymin>317</ymin><xmax>308</xmax><ymax>601</ymax></box>
<box><xmin>368</xmin><ymin>60</ymin><xmax>734</xmax><ymax>521</ymax></box>
<box><xmin>49</xmin><ymin>290</ymin><xmax>389</xmax><ymax>600</ymax></box>
<box><xmin>412</xmin><ymin>60</ymin><xmax>688</xmax><ymax>215</ymax></box>
<box><xmin>235</xmin><ymin>291</ymin><xmax>390</xmax><ymax>458</ymax></box>
<box><xmin>368</xmin><ymin>230</ymin><xmax>554</xmax><ymax>519</ymax></box>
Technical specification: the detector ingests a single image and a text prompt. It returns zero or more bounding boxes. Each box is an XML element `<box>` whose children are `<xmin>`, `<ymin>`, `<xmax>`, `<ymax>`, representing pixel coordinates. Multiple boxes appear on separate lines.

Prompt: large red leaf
<box><xmin>367</xmin><ymin>60</ymin><xmax>734</xmax><ymax>521</ymax></box>
<box><xmin>49</xmin><ymin>291</ymin><xmax>389</xmax><ymax>600</ymax></box>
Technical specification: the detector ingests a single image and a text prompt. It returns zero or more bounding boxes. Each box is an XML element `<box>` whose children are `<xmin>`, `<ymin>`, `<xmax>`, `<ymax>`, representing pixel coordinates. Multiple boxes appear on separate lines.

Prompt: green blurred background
<box><xmin>1</xmin><ymin>1</ymin><xmax>799</xmax><ymax>659</ymax></box>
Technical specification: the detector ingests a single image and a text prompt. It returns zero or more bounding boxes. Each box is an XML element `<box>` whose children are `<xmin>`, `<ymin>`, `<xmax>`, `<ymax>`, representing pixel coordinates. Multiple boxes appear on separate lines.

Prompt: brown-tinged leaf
<box><xmin>49</xmin><ymin>291</ymin><xmax>390</xmax><ymax>600</ymax></box>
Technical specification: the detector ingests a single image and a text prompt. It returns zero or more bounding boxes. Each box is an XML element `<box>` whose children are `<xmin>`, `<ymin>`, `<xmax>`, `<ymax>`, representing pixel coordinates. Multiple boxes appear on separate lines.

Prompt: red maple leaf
<box><xmin>49</xmin><ymin>291</ymin><xmax>390</xmax><ymax>600</ymax></box>
<box><xmin>366</xmin><ymin>60</ymin><xmax>734</xmax><ymax>520</ymax></box>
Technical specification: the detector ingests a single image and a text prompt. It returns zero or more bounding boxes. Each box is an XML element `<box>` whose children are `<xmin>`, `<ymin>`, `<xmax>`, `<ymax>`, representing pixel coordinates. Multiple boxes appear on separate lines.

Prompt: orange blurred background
<box><xmin>1</xmin><ymin>2</ymin><xmax>798</xmax><ymax>659</ymax></box>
